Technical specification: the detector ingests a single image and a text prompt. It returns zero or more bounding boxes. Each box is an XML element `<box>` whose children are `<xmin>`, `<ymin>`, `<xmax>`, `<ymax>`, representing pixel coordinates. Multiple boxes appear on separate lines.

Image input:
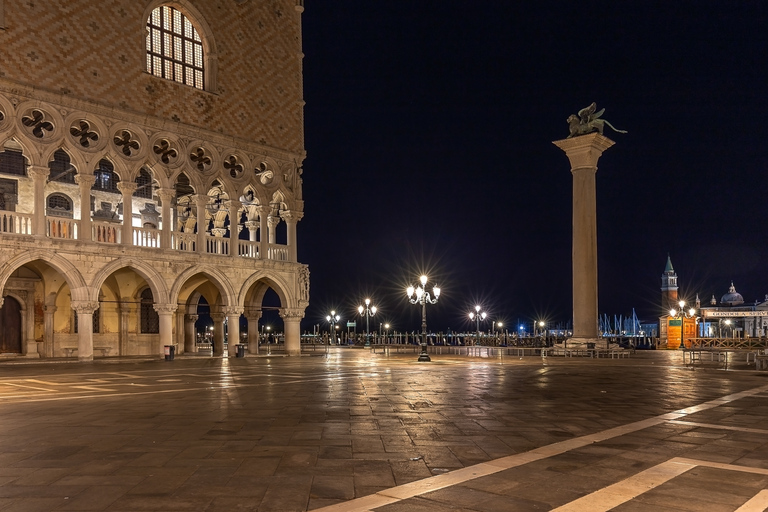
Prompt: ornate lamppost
<box><xmin>468</xmin><ymin>305</ymin><xmax>486</xmax><ymax>346</ymax></box>
<box><xmin>669</xmin><ymin>300</ymin><xmax>697</xmax><ymax>349</ymax></box>
<box><xmin>357</xmin><ymin>298</ymin><xmax>377</xmax><ymax>347</ymax></box>
<box><xmin>326</xmin><ymin>311</ymin><xmax>340</xmax><ymax>346</ymax></box>
<box><xmin>406</xmin><ymin>275</ymin><xmax>440</xmax><ymax>362</ymax></box>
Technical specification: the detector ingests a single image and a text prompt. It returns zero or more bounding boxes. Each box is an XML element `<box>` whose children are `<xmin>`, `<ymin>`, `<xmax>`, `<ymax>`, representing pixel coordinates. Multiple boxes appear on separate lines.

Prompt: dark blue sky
<box><xmin>295</xmin><ymin>2</ymin><xmax>768</xmax><ymax>334</ymax></box>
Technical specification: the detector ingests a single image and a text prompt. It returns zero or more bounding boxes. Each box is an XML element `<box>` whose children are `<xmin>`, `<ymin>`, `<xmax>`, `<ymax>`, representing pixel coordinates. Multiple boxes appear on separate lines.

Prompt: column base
<box><xmin>563</xmin><ymin>337</ymin><xmax>607</xmax><ymax>350</ymax></box>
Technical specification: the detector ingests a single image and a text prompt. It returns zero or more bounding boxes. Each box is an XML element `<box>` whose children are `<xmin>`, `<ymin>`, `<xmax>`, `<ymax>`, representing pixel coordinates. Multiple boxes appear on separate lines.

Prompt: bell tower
<box><xmin>661</xmin><ymin>254</ymin><xmax>678</xmax><ymax>313</ymax></box>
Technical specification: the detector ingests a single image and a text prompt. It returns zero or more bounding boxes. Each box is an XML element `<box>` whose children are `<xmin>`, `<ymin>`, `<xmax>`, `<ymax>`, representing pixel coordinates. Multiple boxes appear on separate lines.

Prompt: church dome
<box><xmin>720</xmin><ymin>283</ymin><xmax>744</xmax><ymax>306</ymax></box>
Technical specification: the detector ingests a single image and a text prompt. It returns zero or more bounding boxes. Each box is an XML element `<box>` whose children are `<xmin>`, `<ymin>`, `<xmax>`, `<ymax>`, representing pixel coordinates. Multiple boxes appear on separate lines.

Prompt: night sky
<box><xmin>293</xmin><ymin>2</ymin><xmax>768</xmax><ymax>335</ymax></box>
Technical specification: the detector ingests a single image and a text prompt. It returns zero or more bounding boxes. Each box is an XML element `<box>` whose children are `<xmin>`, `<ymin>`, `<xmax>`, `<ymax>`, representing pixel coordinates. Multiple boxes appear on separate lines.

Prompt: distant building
<box><xmin>659</xmin><ymin>257</ymin><xmax>767</xmax><ymax>345</ymax></box>
<box><xmin>0</xmin><ymin>2</ymin><xmax>309</xmax><ymax>360</ymax></box>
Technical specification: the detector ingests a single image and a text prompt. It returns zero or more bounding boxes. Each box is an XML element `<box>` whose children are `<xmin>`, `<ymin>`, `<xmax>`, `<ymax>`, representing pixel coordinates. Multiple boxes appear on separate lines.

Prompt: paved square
<box><xmin>0</xmin><ymin>349</ymin><xmax>765</xmax><ymax>511</ymax></box>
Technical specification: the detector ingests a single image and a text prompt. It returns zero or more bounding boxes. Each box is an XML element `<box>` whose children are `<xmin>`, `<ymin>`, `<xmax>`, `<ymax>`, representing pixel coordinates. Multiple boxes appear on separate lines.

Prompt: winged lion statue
<box><xmin>567</xmin><ymin>103</ymin><xmax>627</xmax><ymax>138</ymax></box>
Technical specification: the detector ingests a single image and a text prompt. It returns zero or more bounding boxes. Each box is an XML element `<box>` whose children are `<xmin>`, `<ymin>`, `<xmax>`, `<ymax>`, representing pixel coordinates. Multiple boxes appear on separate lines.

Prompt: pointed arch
<box><xmin>238</xmin><ymin>271</ymin><xmax>292</xmax><ymax>309</ymax></box>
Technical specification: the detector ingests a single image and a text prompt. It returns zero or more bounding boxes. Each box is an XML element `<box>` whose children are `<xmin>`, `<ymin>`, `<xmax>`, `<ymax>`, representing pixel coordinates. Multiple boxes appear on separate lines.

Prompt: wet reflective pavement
<box><xmin>0</xmin><ymin>349</ymin><xmax>766</xmax><ymax>511</ymax></box>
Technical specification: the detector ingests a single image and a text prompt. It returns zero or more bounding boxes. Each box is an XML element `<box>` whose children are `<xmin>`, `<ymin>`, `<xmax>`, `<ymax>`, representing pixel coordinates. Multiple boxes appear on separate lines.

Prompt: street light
<box><xmin>468</xmin><ymin>305</ymin><xmax>487</xmax><ymax>346</ymax></box>
<box><xmin>357</xmin><ymin>298</ymin><xmax>377</xmax><ymax>347</ymax></box>
<box><xmin>669</xmin><ymin>300</ymin><xmax>697</xmax><ymax>349</ymax></box>
<box><xmin>406</xmin><ymin>274</ymin><xmax>441</xmax><ymax>362</ymax></box>
<box><xmin>326</xmin><ymin>311</ymin><xmax>340</xmax><ymax>345</ymax></box>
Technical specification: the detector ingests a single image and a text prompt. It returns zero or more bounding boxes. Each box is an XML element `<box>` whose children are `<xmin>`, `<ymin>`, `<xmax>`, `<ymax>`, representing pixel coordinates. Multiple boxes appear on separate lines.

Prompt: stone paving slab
<box><xmin>0</xmin><ymin>350</ymin><xmax>765</xmax><ymax>510</ymax></box>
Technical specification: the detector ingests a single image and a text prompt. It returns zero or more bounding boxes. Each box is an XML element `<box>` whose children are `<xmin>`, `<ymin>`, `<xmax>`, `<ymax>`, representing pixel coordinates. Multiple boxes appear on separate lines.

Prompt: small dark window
<box><xmin>93</xmin><ymin>160</ymin><xmax>119</xmax><ymax>193</ymax></box>
<box><xmin>134</xmin><ymin>168</ymin><xmax>153</xmax><ymax>199</ymax></box>
<box><xmin>49</xmin><ymin>150</ymin><xmax>77</xmax><ymax>183</ymax></box>
<box><xmin>140</xmin><ymin>288</ymin><xmax>160</xmax><ymax>334</ymax></box>
<box><xmin>46</xmin><ymin>193</ymin><xmax>73</xmax><ymax>218</ymax></box>
<box><xmin>0</xmin><ymin>149</ymin><xmax>27</xmax><ymax>176</ymax></box>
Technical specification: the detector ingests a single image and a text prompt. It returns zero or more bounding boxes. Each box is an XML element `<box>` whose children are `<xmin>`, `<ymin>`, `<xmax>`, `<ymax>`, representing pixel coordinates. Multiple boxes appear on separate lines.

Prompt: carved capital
<box><xmin>279</xmin><ymin>308</ymin><xmax>305</xmax><ymax>320</ymax></box>
<box><xmin>211</xmin><ymin>227</ymin><xmax>227</xmax><ymax>237</ymax></box>
<box><xmin>116</xmin><ymin>181</ymin><xmax>137</xmax><ymax>194</ymax></box>
<box><xmin>186</xmin><ymin>314</ymin><xmax>199</xmax><ymax>322</ymax></box>
<box><xmin>225</xmin><ymin>307</ymin><xmax>244</xmax><ymax>317</ymax></box>
<box><xmin>27</xmin><ymin>165</ymin><xmax>50</xmax><ymax>181</ymax></box>
<box><xmin>153</xmin><ymin>304</ymin><xmax>178</xmax><ymax>315</ymax></box>
<box><xmin>74</xmin><ymin>174</ymin><xmax>96</xmax><ymax>187</ymax></box>
<box><xmin>156</xmin><ymin>188</ymin><xmax>175</xmax><ymax>201</ymax></box>
<box><xmin>267</xmin><ymin>216</ymin><xmax>280</xmax><ymax>229</ymax></box>
<box><xmin>72</xmin><ymin>301</ymin><xmax>99</xmax><ymax>314</ymax></box>
<box><xmin>245</xmin><ymin>307</ymin><xmax>262</xmax><ymax>320</ymax></box>
<box><xmin>280</xmin><ymin>210</ymin><xmax>304</xmax><ymax>223</ymax></box>
<box><xmin>244</xmin><ymin>220</ymin><xmax>259</xmax><ymax>231</ymax></box>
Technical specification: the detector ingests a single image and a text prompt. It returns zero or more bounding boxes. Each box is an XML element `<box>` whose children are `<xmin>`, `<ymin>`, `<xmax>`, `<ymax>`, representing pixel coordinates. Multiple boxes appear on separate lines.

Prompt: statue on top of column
<box><xmin>567</xmin><ymin>102</ymin><xmax>627</xmax><ymax>138</ymax></box>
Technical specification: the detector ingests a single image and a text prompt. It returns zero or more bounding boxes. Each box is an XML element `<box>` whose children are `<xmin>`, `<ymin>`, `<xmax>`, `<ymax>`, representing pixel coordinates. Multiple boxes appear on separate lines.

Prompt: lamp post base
<box><xmin>417</xmin><ymin>343</ymin><xmax>431</xmax><ymax>362</ymax></box>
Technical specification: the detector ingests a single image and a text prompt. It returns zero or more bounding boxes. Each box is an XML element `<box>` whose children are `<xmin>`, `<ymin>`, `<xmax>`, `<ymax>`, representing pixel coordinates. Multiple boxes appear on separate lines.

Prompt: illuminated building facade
<box><xmin>0</xmin><ymin>1</ymin><xmax>309</xmax><ymax>360</ymax></box>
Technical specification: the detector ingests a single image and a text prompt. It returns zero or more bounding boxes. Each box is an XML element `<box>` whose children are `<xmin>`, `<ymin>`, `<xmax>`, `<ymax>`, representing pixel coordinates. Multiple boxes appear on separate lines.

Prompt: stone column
<box><xmin>72</xmin><ymin>301</ymin><xmax>99</xmax><ymax>361</ymax></box>
<box><xmin>257</xmin><ymin>205</ymin><xmax>269</xmax><ymax>259</ymax></box>
<box><xmin>226</xmin><ymin>307</ymin><xmax>243</xmax><ymax>357</ymax></box>
<box><xmin>246</xmin><ymin>307</ymin><xmax>262</xmax><ymax>355</ymax></box>
<box><xmin>28</xmin><ymin>165</ymin><xmax>49</xmax><ymax>236</ymax></box>
<box><xmin>280</xmin><ymin>307</ymin><xmax>305</xmax><ymax>356</ymax></box>
<box><xmin>119</xmin><ymin>300</ymin><xmax>132</xmax><ymax>356</ymax></box>
<box><xmin>228</xmin><ymin>200</ymin><xmax>241</xmax><ymax>259</ymax></box>
<box><xmin>74</xmin><ymin>174</ymin><xmax>96</xmax><ymax>241</ymax></box>
<box><xmin>267</xmin><ymin>215</ymin><xmax>279</xmax><ymax>244</ymax></box>
<box><xmin>157</xmin><ymin>188</ymin><xmax>175</xmax><ymax>249</ymax></box>
<box><xmin>245</xmin><ymin>220</ymin><xmax>259</xmax><ymax>242</ymax></box>
<box><xmin>116</xmin><ymin>181</ymin><xmax>137</xmax><ymax>246</ymax></box>
<box><xmin>553</xmin><ymin>133</ymin><xmax>615</xmax><ymax>349</ymax></box>
<box><xmin>194</xmin><ymin>194</ymin><xmax>209</xmax><ymax>254</ymax></box>
<box><xmin>43</xmin><ymin>303</ymin><xmax>56</xmax><ymax>358</ymax></box>
<box><xmin>280</xmin><ymin>210</ymin><xmax>303</xmax><ymax>263</ymax></box>
<box><xmin>185</xmin><ymin>314</ymin><xmax>198</xmax><ymax>353</ymax></box>
<box><xmin>211</xmin><ymin>310</ymin><xmax>225</xmax><ymax>356</ymax></box>
<box><xmin>154</xmin><ymin>304</ymin><xmax>177</xmax><ymax>357</ymax></box>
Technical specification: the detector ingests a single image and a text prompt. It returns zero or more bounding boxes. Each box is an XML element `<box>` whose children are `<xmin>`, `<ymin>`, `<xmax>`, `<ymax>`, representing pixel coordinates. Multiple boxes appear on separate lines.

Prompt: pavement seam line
<box><xmin>311</xmin><ymin>383</ymin><xmax>768</xmax><ymax>512</ymax></box>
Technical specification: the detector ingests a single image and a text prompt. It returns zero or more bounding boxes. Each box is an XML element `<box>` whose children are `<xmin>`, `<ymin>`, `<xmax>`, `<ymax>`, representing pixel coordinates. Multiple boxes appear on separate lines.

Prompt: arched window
<box><xmin>134</xmin><ymin>168</ymin><xmax>154</xmax><ymax>199</ymax></box>
<box><xmin>140</xmin><ymin>288</ymin><xmax>160</xmax><ymax>334</ymax></box>
<box><xmin>48</xmin><ymin>149</ymin><xmax>77</xmax><ymax>183</ymax></box>
<box><xmin>146</xmin><ymin>6</ymin><xmax>204</xmax><ymax>90</ymax></box>
<box><xmin>46</xmin><ymin>193</ymin><xmax>73</xmax><ymax>218</ymax></box>
<box><xmin>93</xmin><ymin>160</ymin><xmax>119</xmax><ymax>193</ymax></box>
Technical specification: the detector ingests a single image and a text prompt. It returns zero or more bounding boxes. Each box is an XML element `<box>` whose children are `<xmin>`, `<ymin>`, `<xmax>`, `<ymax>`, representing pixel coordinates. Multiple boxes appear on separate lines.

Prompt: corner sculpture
<box><xmin>567</xmin><ymin>102</ymin><xmax>627</xmax><ymax>138</ymax></box>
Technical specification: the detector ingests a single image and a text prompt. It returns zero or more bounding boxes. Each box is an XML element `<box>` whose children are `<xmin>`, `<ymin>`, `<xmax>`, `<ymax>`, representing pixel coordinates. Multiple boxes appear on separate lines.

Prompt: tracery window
<box><xmin>46</xmin><ymin>193</ymin><xmax>73</xmax><ymax>218</ymax></box>
<box><xmin>146</xmin><ymin>6</ymin><xmax>204</xmax><ymax>90</ymax></box>
<box><xmin>140</xmin><ymin>288</ymin><xmax>160</xmax><ymax>334</ymax></box>
<box><xmin>48</xmin><ymin>150</ymin><xmax>76</xmax><ymax>183</ymax></box>
<box><xmin>134</xmin><ymin>168</ymin><xmax>153</xmax><ymax>199</ymax></box>
<box><xmin>93</xmin><ymin>160</ymin><xmax>119</xmax><ymax>193</ymax></box>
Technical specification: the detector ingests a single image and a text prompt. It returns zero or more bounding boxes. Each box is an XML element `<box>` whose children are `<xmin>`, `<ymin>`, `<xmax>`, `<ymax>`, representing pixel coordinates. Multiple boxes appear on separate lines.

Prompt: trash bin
<box><xmin>164</xmin><ymin>345</ymin><xmax>175</xmax><ymax>361</ymax></box>
<box><xmin>236</xmin><ymin>344</ymin><xmax>245</xmax><ymax>358</ymax></box>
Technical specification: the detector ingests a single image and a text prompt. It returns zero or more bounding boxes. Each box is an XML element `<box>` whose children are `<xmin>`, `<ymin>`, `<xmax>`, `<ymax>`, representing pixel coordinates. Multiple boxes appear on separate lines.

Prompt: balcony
<box><xmin>0</xmin><ymin>210</ymin><xmax>291</xmax><ymax>261</ymax></box>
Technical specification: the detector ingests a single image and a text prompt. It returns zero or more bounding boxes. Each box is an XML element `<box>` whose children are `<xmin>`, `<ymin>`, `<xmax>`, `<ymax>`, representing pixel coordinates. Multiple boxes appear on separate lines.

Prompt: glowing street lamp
<box><xmin>468</xmin><ymin>305</ymin><xmax>487</xmax><ymax>346</ymax></box>
<box><xmin>326</xmin><ymin>311</ymin><xmax>340</xmax><ymax>345</ymax></box>
<box><xmin>406</xmin><ymin>274</ymin><xmax>441</xmax><ymax>362</ymax></box>
<box><xmin>669</xmin><ymin>300</ymin><xmax>697</xmax><ymax>349</ymax></box>
<box><xmin>357</xmin><ymin>298</ymin><xmax>377</xmax><ymax>347</ymax></box>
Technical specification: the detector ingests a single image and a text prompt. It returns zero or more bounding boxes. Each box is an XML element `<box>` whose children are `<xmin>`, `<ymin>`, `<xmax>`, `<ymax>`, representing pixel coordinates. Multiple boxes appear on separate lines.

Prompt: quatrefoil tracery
<box><xmin>70</xmin><ymin>120</ymin><xmax>99</xmax><ymax>148</ymax></box>
<box><xmin>113</xmin><ymin>130</ymin><xmax>140</xmax><ymax>156</ymax></box>
<box><xmin>190</xmin><ymin>147</ymin><xmax>212</xmax><ymax>172</ymax></box>
<box><xmin>224</xmin><ymin>155</ymin><xmax>244</xmax><ymax>178</ymax></box>
<box><xmin>153</xmin><ymin>139</ymin><xmax>178</xmax><ymax>164</ymax></box>
<box><xmin>21</xmin><ymin>109</ymin><xmax>54</xmax><ymax>138</ymax></box>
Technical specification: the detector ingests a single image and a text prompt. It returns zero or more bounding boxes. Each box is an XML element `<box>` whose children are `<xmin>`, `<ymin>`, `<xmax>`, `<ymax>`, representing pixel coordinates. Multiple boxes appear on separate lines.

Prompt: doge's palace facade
<box><xmin>0</xmin><ymin>0</ymin><xmax>308</xmax><ymax>360</ymax></box>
